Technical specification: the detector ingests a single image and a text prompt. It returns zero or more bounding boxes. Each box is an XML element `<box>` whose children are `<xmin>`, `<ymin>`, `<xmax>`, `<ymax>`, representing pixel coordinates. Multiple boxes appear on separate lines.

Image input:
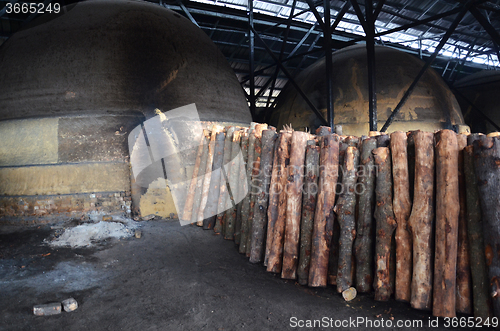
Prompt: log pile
<box><xmin>181</xmin><ymin>123</ymin><xmax>499</xmax><ymax>320</ymax></box>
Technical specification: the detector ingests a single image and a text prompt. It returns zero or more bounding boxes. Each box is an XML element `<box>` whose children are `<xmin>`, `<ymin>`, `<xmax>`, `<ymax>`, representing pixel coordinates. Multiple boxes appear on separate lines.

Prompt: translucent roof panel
<box><xmin>188</xmin><ymin>0</ymin><xmax>500</xmax><ymax>67</ymax></box>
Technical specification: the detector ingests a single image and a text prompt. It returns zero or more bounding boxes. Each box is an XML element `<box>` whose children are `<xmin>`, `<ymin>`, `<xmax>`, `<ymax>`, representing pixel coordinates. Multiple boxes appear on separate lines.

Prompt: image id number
<box><xmin>443</xmin><ymin>316</ymin><xmax>498</xmax><ymax>328</ymax></box>
<box><xmin>4</xmin><ymin>2</ymin><xmax>61</xmax><ymax>14</ymax></box>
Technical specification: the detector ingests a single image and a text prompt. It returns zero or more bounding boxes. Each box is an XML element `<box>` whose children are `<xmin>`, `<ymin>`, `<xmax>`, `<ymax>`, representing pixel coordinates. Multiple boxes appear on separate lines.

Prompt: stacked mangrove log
<box><xmin>181</xmin><ymin>123</ymin><xmax>500</xmax><ymax>321</ymax></box>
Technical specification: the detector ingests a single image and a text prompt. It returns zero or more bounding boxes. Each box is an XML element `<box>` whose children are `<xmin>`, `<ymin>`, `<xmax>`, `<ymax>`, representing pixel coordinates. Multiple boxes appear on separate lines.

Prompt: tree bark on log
<box><xmin>334</xmin><ymin>125</ymin><xmax>343</xmax><ymax>136</ymax></box>
<box><xmin>328</xmin><ymin>137</ymin><xmax>356</xmax><ymax>285</ymax></box>
<box><xmin>234</xmin><ymin>130</ymin><xmax>250</xmax><ymax>245</ymax></box>
<box><xmin>390</xmin><ymin>131</ymin><xmax>412</xmax><ymax>302</ymax></box>
<box><xmin>456</xmin><ymin>134</ymin><xmax>472</xmax><ymax>314</ymax></box>
<box><xmin>215</xmin><ymin>126</ymin><xmax>237</xmax><ymax>234</ymax></box>
<box><xmin>336</xmin><ymin>136</ymin><xmax>348</xmax><ymax>191</ymax></box>
<box><xmin>249</xmin><ymin>129</ymin><xmax>278</xmax><ymax>263</ymax></box>
<box><xmin>354</xmin><ymin>137</ymin><xmax>377</xmax><ymax>293</ymax></box>
<box><xmin>376</xmin><ymin>134</ymin><xmax>391</xmax><ymax>148</ymax></box>
<box><xmin>464</xmin><ymin>145</ymin><xmax>493</xmax><ymax>321</ymax></box>
<box><xmin>239</xmin><ymin>128</ymin><xmax>256</xmax><ymax>253</ymax></box>
<box><xmin>224</xmin><ymin>129</ymin><xmax>243</xmax><ymax>240</ymax></box>
<box><xmin>376</xmin><ymin>134</ymin><xmax>394</xmax><ymax>295</ymax></box>
<box><xmin>181</xmin><ymin>130</ymin><xmax>209</xmax><ymax>223</ymax></box>
<box><xmin>373</xmin><ymin>147</ymin><xmax>397</xmax><ymax>301</ymax></box>
<box><xmin>297</xmin><ymin>140</ymin><xmax>320</xmax><ymax>285</ymax></box>
<box><xmin>433</xmin><ymin>130</ymin><xmax>460</xmax><ymax>318</ymax></box>
<box><xmin>203</xmin><ymin>132</ymin><xmax>226</xmax><ymax>229</ymax></box>
<box><xmin>246</xmin><ymin>124</ymin><xmax>268</xmax><ymax>257</ymax></box>
<box><xmin>334</xmin><ymin>146</ymin><xmax>359</xmax><ymax>292</ymax></box>
<box><xmin>197</xmin><ymin>125</ymin><xmax>224</xmax><ymax>226</ymax></box>
<box><xmin>407</xmin><ymin>131</ymin><xmax>416</xmax><ymax>202</ymax></box>
<box><xmin>408</xmin><ymin>131</ymin><xmax>435</xmax><ymax>311</ymax></box>
<box><xmin>309</xmin><ymin>134</ymin><xmax>340</xmax><ymax>287</ymax></box>
<box><xmin>264</xmin><ymin>134</ymin><xmax>282</xmax><ymax>266</ymax></box>
<box><xmin>267</xmin><ymin>131</ymin><xmax>293</xmax><ymax>273</ymax></box>
<box><xmin>467</xmin><ymin>133</ymin><xmax>484</xmax><ymax>146</ymax></box>
<box><xmin>189</xmin><ymin>131</ymin><xmax>210</xmax><ymax>224</ymax></box>
<box><xmin>473</xmin><ymin>135</ymin><xmax>500</xmax><ymax>319</ymax></box>
<box><xmin>282</xmin><ymin>131</ymin><xmax>310</xmax><ymax>279</ymax></box>
<box><xmin>316</xmin><ymin>126</ymin><xmax>331</xmax><ymax>136</ymax></box>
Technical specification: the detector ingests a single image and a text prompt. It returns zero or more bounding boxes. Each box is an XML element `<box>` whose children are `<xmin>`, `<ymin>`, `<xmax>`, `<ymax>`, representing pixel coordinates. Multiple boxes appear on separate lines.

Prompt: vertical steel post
<box><xmin>248</xmin><ymin>0</ymin><xmax>256</xmax><ymax>118</ymax></box>
<box><xmin>366</xmin><ymin>0</ymin><xmax>377</xmax><ymax>132</ymax></box>
<box><xmin>418</xmin><ymin>39</ymin><xmax>422</xmax><ymax>59</ymax></box>
<box><xmin>324</xmin><ymin>0</ymin><xmax>334</xmax><ymax>130</ymax></box>
<box><xmin>265</xmin><ymin>0</ymin><xmax>297</xmax><ymax>109</ymax></box>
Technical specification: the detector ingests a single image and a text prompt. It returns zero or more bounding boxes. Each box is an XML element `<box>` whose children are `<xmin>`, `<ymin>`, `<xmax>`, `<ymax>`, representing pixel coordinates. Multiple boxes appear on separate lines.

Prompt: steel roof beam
<box><xmin>0</xmin><ymin>0</ymin><xmax>19</xmax><ymax>17</ymax></box>
<box><xmin>468</xmin><ymin>5</ymin><xmax>500</xmax><ymax>48</ymax></box>
<box><xmin>381</xmin><ymin>1</ymin><xmax>474</xmax><ymax>132</ymax></box>
<box><xmin>373</xmin><ymin>7</ymin><xmax>462</xmax><ymax>39</ymax></box>
<box><xmin>373</xmin><ymin>0</ymin><xmax>386</xmax><ymax>21</ymax></box>
<box><xmin>174</xmin><ymin>0</ymin><xmax>199</xmax><ymax>27</ymax></box>
<box><xmin>239</xmin><ymin>47</ymin><xmax>323</xmax><ymax>83</ymax></box>
<box><xmin>251</xmin><ymin>25</ymin><xmax>328</xmax><ymax>126</ymax></box>
<box><xmin>305</xmin><ymin>0</ymin><xmax>326</xmax><ymax>30</ymax></box>
<box><xmin>331</xmin><ymin>1</ymin><xmax>351</xmax><ymax>31</ymax></box>
<box><xmin>265</xmin><ymin>0</ymin><xmax>297</xmax><ymax>109</ymax></box>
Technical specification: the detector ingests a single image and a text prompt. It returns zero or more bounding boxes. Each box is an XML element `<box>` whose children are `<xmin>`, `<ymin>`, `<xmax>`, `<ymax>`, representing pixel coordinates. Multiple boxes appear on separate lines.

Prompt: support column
<box><xmin>365</xmin><ymin>0</ymin><xmax>377</xmax><ymax>131</ymax></box>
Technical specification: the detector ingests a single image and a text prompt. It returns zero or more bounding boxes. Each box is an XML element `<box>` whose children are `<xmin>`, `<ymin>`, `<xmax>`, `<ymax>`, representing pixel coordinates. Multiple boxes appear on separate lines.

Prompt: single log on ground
<box><xmin>224</xmin><ymin>129</ymin><xmax>243</xmax><ymax>240</ymax></box>
<box><xmin>181</xmin><ymin>130</ymin><xmax>208</xmax><ymax>223</ymax></box>
<box><xmin>309</xmin><ymin>134</ymin><xmax>340</xmax><ymax>287</ymax></box>
<box><xmin>264</xmin><ymin>134</ymin><xmax>282</xmax><ymax>266</ymax></box>
<box><xmin>239</xmin><ymin>128</ymin><xmax>256</xmax><ymax>254</ymax></box>
<box><xmin>456</xmin><ymin>134</ymin><xmax>472</xmax><ymax>314</ymax></box>
<box><xmin>473</xmin><ymin>135</ymin><xmax>500</xmax><ymax>319</ymax></box>
<box><xmin>373</xmin><ymin>147</ymin><xmax>397</xmax><ymax>301</ymax></box>
<box><xmin>408</xmin><ymin>131</ymin><xmax>435</xmax><ymax>311</ymax></box>
<box><xmin>281</xmin><ymin>131</ymin><xmax>310</xmax><ymax>279</ymax></box>
<box><xmin>433</xmin><ymin>130</ymin><xmax>460</xmax><ymax>318</ymax></box>
<box><xmin>390</xmin><ymin>131</ymin><xmax>412</xmax><ymax>302</ymax></box>
<box><xmin>354</xmin><ymin>137</ymin><xmax>377</xmax><ymax>293</ymax></box>
<box><xmin>215</xmin><ymin>126</ymin><xmax>237</xmax><ymax>234</ymax></box>
<box><xmin>246</xmin><ymin>124</ymin><xmax>268</xmax><ymax>257</ymax></box>
<box><xmin>197</xmin><ymin>125</ymin><xmax>224</xmax><ymax>226</ymax></box>
<box><xmin>249</xmin><ymin>129</ymin><xmax>278</xmax><ymax>263</ymax></box>
<box><xmin>189</xmin><ymin>131</ymin><xmax>210</xmax><ymax>224</ymax></box>
<box><xmin>267</xmin><ymin>131</ymin><xmax>293</xmax><ymax>273</ymax></box>
<box><xmin>234</xmin><ymin>130</ymin><xmax>250</xmax><ymax>245</ymax></box>
<box><xmin>334</xmin><ymin>146</ymin><xmax>359</xmax><ymax>292</ymax></box>
<box><xmin>297</xmin><ymin>140</ymin><xmax>320</xmax><ymax>285</ymax></box>
<box><xmin>464</xmin><ymin>145</ymin><xmax>493</xmax><ymax>321</ymax></box>
<box><xmin>203</xmin><ymin>132</ymin><xmax>226</xmax><ymax>229</ymax></box>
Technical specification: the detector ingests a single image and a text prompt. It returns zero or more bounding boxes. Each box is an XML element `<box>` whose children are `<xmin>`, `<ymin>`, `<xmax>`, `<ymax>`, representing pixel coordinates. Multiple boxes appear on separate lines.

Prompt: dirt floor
<box><xmin>0</xmin><ymin>219</ymin><xmax>485</xmax><ymax>330</ymax></box>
